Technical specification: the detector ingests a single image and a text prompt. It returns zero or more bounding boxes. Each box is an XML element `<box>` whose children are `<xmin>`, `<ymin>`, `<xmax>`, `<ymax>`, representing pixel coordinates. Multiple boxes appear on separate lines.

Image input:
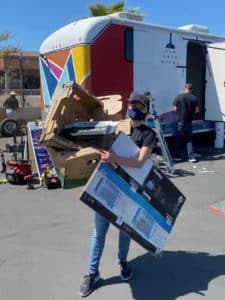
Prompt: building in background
<box><xmin>0</xmin><ymin>51</ymin><xmax>40</xmax><ymax>107</ymax></box>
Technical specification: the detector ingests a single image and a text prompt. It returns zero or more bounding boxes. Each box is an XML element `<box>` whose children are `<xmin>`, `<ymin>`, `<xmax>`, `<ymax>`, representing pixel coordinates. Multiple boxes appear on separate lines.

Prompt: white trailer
<box><xmin>39</xmin><ymin>12</ymin><xmax>225</xmax><ymax>135</ymax></box>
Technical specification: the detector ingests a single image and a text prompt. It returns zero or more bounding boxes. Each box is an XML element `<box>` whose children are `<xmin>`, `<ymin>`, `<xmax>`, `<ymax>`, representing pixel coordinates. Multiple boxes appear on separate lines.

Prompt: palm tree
<box><xmin>88</xmin><ymin>1</ymin><xmax>141</xmax><ymax>16</ymax></box>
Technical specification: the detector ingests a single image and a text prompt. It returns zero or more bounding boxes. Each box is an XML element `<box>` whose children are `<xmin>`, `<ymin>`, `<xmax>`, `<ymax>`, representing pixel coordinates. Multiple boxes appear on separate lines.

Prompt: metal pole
<box><xmin>19</xmin><ymin>52</ymin><xmax>24</xmax><ymax>106</ymax></box>
<box><xmin>4</xmin><ymin>70</ymin><xmax>9</xmax><ymax>92</ymax></box>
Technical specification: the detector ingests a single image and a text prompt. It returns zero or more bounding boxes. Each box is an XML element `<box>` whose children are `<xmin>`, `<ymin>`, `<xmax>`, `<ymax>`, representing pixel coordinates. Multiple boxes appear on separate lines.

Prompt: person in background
<box><xmin>172</xmin><ymin>83</ymin><xmax>199</xmax><ymax>163</ymax></box>
<box><xmin>3</xmin><ymin>91</ymin><xmax>19</xmax><ymax>119</ymax></box>
<box><xmin>79</xmin><ymin>92</ymin><xmax>157</xmax><ymax>297</ymax></box>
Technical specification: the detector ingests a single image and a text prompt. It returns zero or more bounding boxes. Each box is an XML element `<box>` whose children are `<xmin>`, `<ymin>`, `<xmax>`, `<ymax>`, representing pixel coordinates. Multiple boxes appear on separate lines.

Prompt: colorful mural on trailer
<box><xmin>39</xmin><ymin>46</ymin><xmax>91</xmax><ymax>111</ymax></box>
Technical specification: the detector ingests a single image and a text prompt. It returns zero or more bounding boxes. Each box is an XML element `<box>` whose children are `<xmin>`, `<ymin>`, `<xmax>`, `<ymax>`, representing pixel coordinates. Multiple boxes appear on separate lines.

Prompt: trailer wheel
<box><xmin>0</xmin><ymin>119</ymin><xmax>19</xmax><ymax>137</ymax></box>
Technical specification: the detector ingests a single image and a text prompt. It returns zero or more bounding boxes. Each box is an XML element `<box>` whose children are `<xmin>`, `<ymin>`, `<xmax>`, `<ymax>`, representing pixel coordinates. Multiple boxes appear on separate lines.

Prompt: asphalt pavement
<box><xmin>0</xmin><ymin>135</ymin><xmax>225</xmax><ymax>300</ymax></box>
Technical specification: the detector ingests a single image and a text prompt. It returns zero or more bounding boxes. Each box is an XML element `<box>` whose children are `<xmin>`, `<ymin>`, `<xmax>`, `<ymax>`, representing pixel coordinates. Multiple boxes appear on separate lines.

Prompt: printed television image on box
<box><xmin>111</xmin><ymin>162</ymin><xmax>185</xmax><ymax>225</ymax></box>
<box><xmin>80</xmin><ymin>162</ymin><xmax>185</xmax><ymax>256</ymax></box>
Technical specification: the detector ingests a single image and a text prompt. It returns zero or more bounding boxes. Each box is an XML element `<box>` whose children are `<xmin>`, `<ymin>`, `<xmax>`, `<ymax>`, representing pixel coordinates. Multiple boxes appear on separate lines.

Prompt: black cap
<box><xmin>128</xmin><ymin>92</ymin><xmax>150</xmax><ymax>112</ymax></box>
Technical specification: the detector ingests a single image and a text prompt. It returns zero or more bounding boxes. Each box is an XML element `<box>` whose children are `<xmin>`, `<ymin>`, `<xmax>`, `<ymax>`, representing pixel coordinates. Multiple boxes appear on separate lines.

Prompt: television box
<box><xmin>79</xmin><ymin>133</ymin><xmax>186</xmax><ymax>255</ymax></box>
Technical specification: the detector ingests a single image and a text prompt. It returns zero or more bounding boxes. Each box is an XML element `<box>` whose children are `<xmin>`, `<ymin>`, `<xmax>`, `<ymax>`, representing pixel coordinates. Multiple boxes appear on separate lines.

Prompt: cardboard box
<box><xmin>39</xmin><ymin>82</ymin><xmax>124</xmax><ymax>188</ymax></box>
<box><xmin>79</xmin><ymin>133</ymin><xmax>186</xmax><ymax>255</ymax></box>
<box><xmin>80</xmin><ymin>162</ymin><xmax>186</xmax><ymax>255</ymax></box>
<box><xmin>47</xmin><ymin>146</ymin><xmax>100</xmax><ymax>189</ymax></box>
<box><xmin>40</xmin><ymin>82</ymin><xmax>123</xmax><ymax>149</ymax></box>
<box><xmin>109</xmin><ymin>132</ymin><xmax>184</xmax><ymax>225</ymax></box>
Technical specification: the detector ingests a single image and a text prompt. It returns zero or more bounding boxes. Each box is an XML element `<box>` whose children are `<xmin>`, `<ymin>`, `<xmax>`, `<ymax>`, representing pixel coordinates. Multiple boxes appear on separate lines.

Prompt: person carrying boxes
<box><xmin>79</xmin><ymin>91</ymin><xmax>157</xmax><ymax>297</ymax></box>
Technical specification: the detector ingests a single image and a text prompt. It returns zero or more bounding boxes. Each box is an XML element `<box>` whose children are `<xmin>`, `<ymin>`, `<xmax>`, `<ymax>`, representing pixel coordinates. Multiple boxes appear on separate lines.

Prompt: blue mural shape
<box><xmin>41</xmin><ymin>59</ymin><xmax>58</xmax><ymax>98</ymax></box>
<box><xmin>40</xmin><ymin>60</ymin><xmax>51</xmax><ymax>108</ymax></box>
<box><xmin>59</xmin><ymin>66</ymin><xmax>70</xmax><ymax>84</ymax></box>
<box><xmin>40</xmin><ymin>52</ymin><xmax>77</xmax><ymax>109</ymax></box>
<box><xmin>67</xmin><ymin>54</ymin><xmax>76</xmax><ymax>82</ymax></box>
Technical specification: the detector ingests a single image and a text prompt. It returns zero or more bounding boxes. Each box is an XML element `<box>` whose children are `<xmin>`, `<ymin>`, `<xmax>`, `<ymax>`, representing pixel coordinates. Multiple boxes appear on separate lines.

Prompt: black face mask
<box><xmin>127</xmin><ymin>108</ymin><xmax>146</xmax><ymax>121</ymax></box>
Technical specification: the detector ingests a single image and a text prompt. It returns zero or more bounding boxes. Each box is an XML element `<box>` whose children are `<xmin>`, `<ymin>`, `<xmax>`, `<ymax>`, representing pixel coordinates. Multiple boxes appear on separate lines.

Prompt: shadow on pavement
<box><xmin>98</xmin><ymin>250</ymin><xmax>225</xmax><ymax>300</ymax></box>
<box><xmin>172</xmin><ymin>152</ymin><xmax>225</xmax><ymax>166</ymax></box>
<box><xmin>172</xmin><ymin>169</ymin><xmax>195</xmax><ymax>177</ymax></box>
<box><xmin>199</xmin><ymin>154</ymin><xmax>225</xmax><ymax>162</ymax></box>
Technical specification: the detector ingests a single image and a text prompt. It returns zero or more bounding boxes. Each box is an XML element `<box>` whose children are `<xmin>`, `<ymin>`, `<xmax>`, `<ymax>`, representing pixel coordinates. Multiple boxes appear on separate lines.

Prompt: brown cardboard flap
<box><xmin>101</xmin><ymin>99</ymin><xmax>122</xmax><ymax>115</ymax></box>
<box><xmin>115</xmin><ymin>119</ymin><xmax>131</xmax><ymax>136</ymax></box>
<box><xmin>44</xmin><ymin>96</ymin><xmax>90</xmax><ymax>129</ymax></box>
<box><xmin>65</xmin><ymin>148</ymin><xmax>100</xmax><ymax>178</ymax></box>
<box><xmin>43</xmin><ymin>83</ymin><xmax>107</xmax><ymax>134</ymax></box>
<box><xmin>91</xmin><ymin>95</ymin><xmax>122</xmax><ymax>120</ymax></box>
<box><xmin>43</xmin><ymin>83</ymin><xmax>102</xmax><ymax>131</ymax></box>
<box><xmin>47</xmin><ymin>146</ymin><xmax>100</xmax><ymax>179</ymax></box>
<box><xmin>44</xmin><ymin>84</ymin><xmax>122</xmax><ymax>130</ymax></box>
<box><xmin>72</xmin><ymin>82</ymin><xmax>103</xmax><ymax>110</ymax></box>
<box><xmin>41</xmin><ymin>83</ymin><xmax>123</xmax><ymax>147</ymax></box>
<box><xmin>97</xmin><ymin>94</ymin><xmax>122</xmax><ymax>115</ymax></box>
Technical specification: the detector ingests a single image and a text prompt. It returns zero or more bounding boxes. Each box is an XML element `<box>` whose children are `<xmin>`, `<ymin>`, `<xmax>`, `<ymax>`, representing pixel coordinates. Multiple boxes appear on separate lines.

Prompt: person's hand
<box><xmin>98</xmin><ymin>150</ymin><xmax>117</xmax><ymax>163</ymax></box>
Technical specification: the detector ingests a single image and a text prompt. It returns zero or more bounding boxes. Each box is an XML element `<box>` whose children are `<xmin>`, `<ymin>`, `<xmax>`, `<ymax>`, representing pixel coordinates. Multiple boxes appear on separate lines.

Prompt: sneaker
<box><xmin>79</xmin><ymin>272</ymin><xmax>100</xmax><ymax>297</ymax></box>
<box><xmin>188</xmin><ymin>156</ymin><xmax>197</xmax><ymax>163</ymax></box>
<box><xmin>119</xmin><ymin>261</ymin><xmax>132</xmax><ymax>281</ymax></box>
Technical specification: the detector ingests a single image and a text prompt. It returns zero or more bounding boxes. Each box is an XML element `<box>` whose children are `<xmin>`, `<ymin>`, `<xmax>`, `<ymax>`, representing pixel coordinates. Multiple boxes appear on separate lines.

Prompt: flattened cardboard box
<box><xmin>48</xmin><ymin>119</ymin><xmax>131</xmax><ymax>188</ymax></box>
<box><xmin>40</xmin><ymin>82</ymin><xmax>123</xmax><ymax>149</ymax></box>
<box><xmin>39</xmin><ymin>82</ymin><xmax>124</xmax><ymax>187</ymax></box>
<box><xmin>79</xmin><ymin>133</ymin><xmax>186</xmax><ymax>255</ymax></box>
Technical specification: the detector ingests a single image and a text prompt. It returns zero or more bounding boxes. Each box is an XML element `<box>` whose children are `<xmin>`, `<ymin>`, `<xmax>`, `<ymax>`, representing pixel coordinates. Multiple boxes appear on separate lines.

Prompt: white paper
<box><xmin>112</xmin><ymin>131</ymin><xmax>139</xmax><ymax>158</ymax></box>
<box><xmin>111</xmin><ymin>132</ymin><xmax>153</xmax><ymax>185</ymax></box>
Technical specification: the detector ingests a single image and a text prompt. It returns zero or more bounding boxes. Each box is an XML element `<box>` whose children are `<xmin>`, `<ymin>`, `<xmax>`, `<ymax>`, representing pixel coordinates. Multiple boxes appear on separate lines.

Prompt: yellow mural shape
<box><xmin>72</xmin><ymin>45</ymin><xmax>90</xmax><ymax>85</ymax></box>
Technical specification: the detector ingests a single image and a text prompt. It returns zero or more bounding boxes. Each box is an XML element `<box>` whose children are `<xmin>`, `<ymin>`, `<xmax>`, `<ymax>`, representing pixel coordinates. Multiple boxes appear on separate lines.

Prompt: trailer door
<box><xmin>205</xmin><ymin>42</ymin><xmax>225</xmax><ymax>121</ymax></box>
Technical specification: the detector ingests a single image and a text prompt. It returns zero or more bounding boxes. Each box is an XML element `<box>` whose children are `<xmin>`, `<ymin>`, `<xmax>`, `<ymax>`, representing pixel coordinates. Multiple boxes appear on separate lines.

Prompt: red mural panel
<box><xmin>91</xmin><ymin>24</ymin><xmax>133</xmax><ymax>117</ymax></box>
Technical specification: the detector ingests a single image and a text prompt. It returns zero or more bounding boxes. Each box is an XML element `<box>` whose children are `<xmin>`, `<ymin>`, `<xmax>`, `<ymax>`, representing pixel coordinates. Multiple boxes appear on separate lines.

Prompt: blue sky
<box><xmin>1</xmin><ymin>0</ymin><xmax>225</xmax><ymax>52</ymax></box>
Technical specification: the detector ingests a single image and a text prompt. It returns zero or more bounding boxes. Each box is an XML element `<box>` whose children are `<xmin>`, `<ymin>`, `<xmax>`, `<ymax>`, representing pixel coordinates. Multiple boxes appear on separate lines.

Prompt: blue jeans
<box><xmin>175</xmin><ymin>121</ymin><xmax>194</xmax><ymax>158</ymax></box>
<box><xmin>88</xmin><ymin>212</ymin><xmax>131</xmax><ymax>274</ymax></box>
<box><xmin>6</xmin><ymin>108</ymin><xmax>16</xmax><ymax>119</ymax></box>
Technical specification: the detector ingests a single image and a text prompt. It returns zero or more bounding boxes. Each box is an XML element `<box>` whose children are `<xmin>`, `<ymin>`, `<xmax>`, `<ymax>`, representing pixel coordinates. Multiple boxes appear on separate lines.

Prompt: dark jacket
<box><xmin>3</xmin><ymin>96</ymin><xmax>19</xmax><ymax>110</ymax></box>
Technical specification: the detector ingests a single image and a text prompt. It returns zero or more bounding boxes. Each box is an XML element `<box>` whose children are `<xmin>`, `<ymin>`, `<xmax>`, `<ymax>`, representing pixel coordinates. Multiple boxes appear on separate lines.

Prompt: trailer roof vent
<box><xmin>179</xmin><ymin>24</ymin><xmax>209</xmax><ymax>33</ymax></box>
<box><xmin>110</xmin><ymin>12</ymin><xmax>143</xmax><ymax>22</ymax></box>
